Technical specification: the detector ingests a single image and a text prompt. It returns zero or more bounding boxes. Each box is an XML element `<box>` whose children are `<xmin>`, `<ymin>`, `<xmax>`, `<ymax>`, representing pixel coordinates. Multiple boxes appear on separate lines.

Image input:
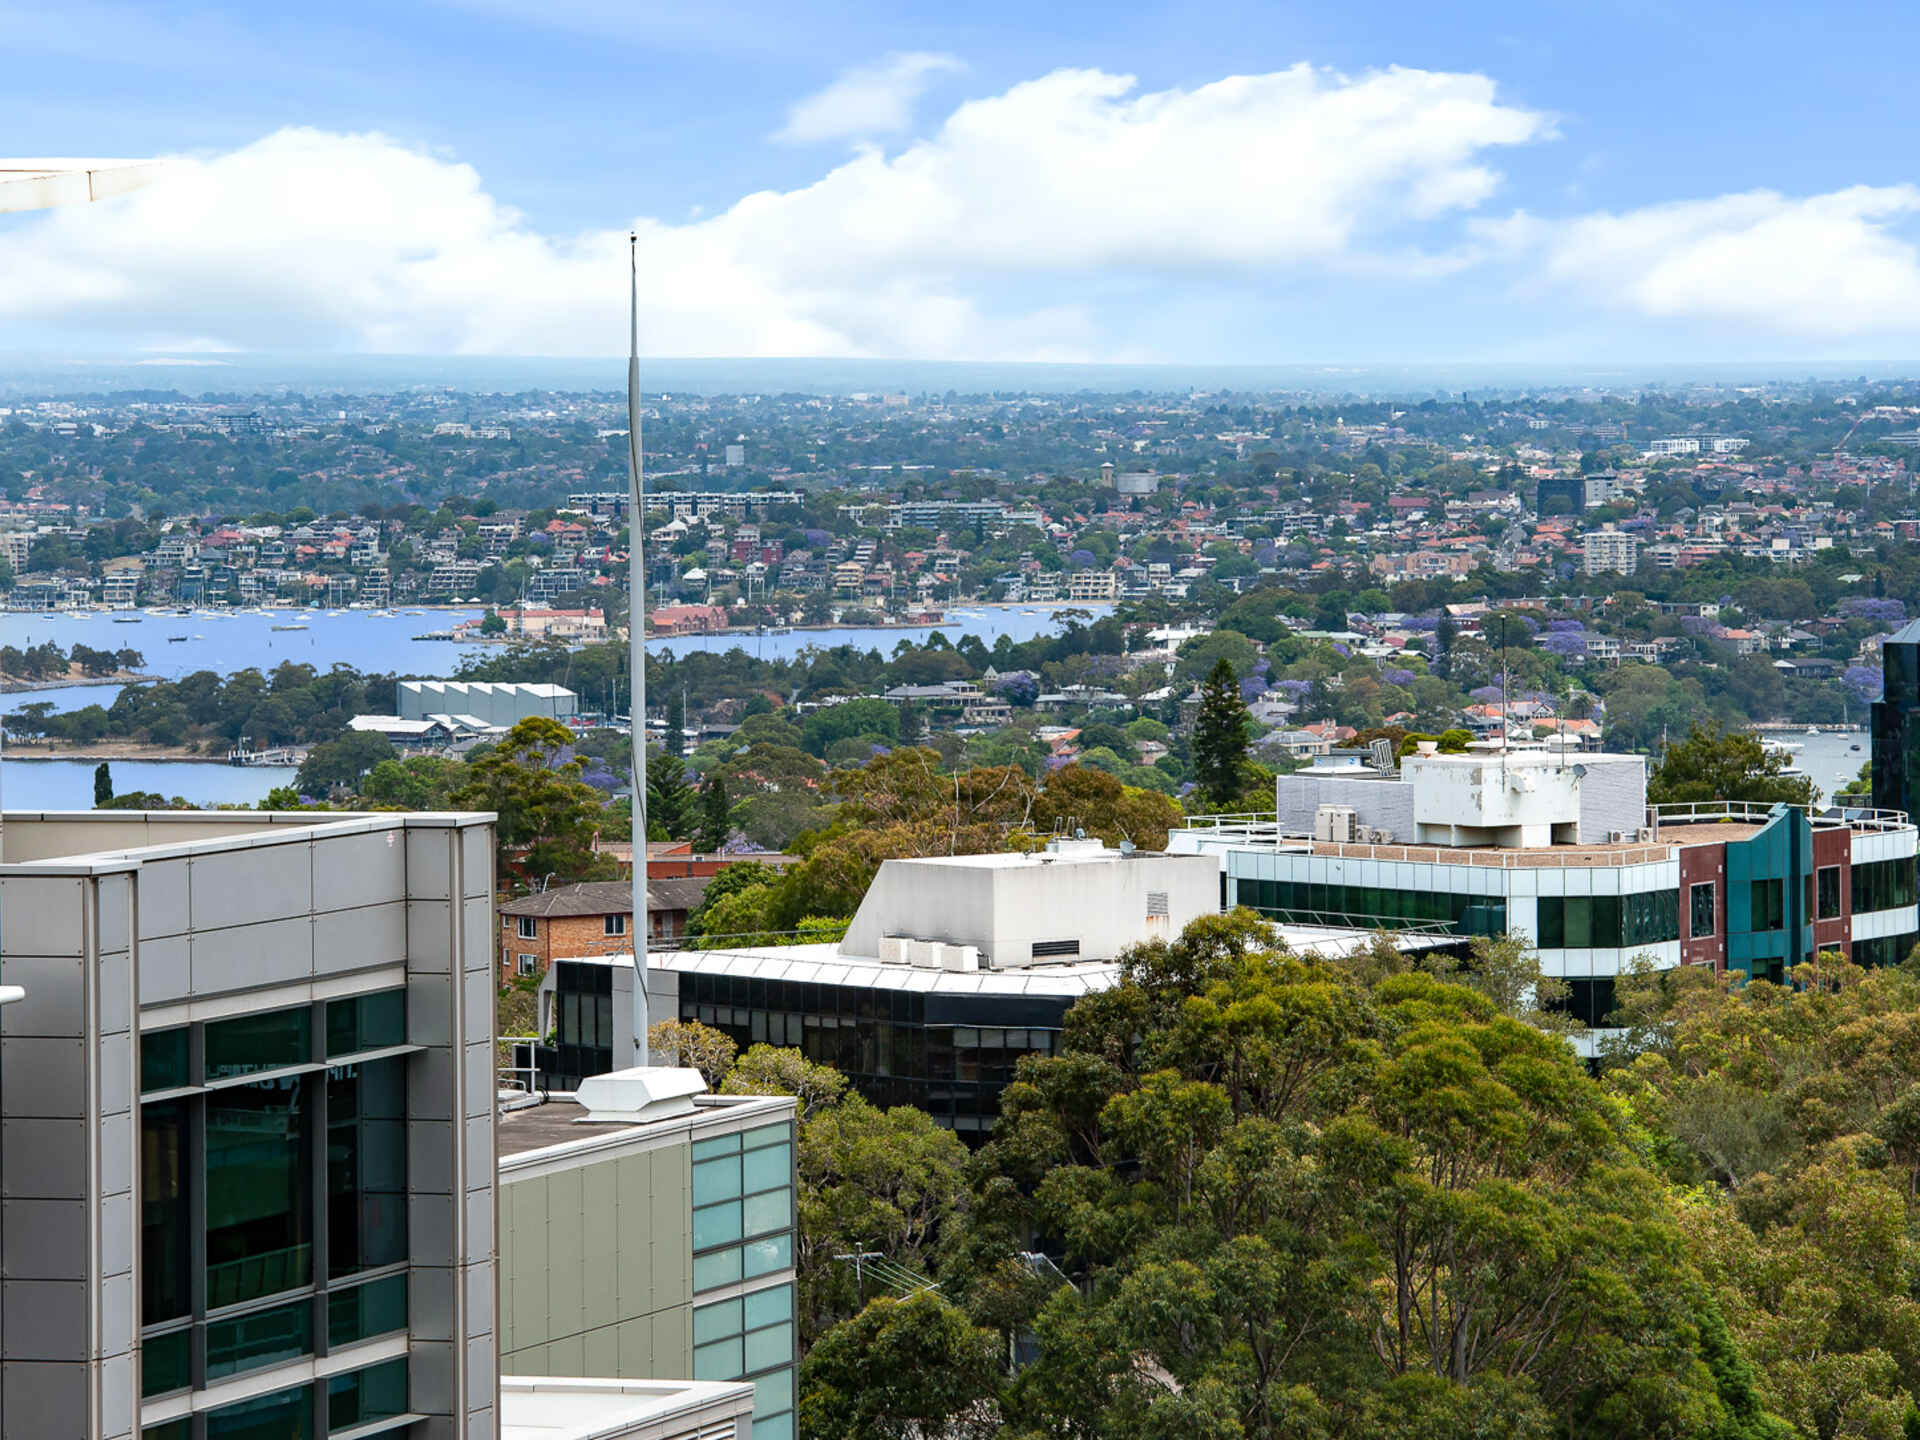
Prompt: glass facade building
<box><xmin>0</xmin><ymin>809</ymin><xmax>498</xmax><ymax>1440</ymax></box>
<box><xmin>139</xmin><ymin>995</ymin><xmax>414</xmax><ymax>1432</ymax></box>
<box><xmin>1873</xmin><ymin>618</ymin><xmax>1920</xmax><ymax>825</ymax></box>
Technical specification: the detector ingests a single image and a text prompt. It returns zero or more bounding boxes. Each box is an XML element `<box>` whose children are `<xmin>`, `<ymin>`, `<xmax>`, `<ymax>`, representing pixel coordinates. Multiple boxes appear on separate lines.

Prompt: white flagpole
<box><xmin>626</xmin><ymin>232</ymin><xmax>650</xmax><ymax>1067</ymax></box>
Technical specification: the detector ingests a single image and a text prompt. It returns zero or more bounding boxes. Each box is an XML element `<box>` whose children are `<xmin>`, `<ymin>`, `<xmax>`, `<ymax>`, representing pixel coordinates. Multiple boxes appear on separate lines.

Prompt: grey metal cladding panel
<box><xmin>98</xmin><ymin>951</ymin><xmax>132</xmax><ymax>1038</ymax></box>
<box><xmin>314</xmin><ymin>902</ymin><xmax>409</xmax><ymax>975</ymax></box>
<box><xmin>0</xmin><ymin>1038</ymin><xmax>86</xmax><ymax>1119</ymax></box>
<box><xmin>461</xmin><ymin>897</ymin><xmax>493</xmax><ymax>972</ymax></box>
<box><xmin>188</xmin><ymin>843</ymin><xmax>314</xmax><ymax>932</ymax></box>
<box><xmin>313</xmin><ymin>829</ymin><xmax>408</xmax><ymax>912</ymax></box>
<box><xmin>97</xmin><ymin>1031</ymin><xmax>134</xmax><ymax>1120</ymax></box>
<box><xmin>461</xmin><ymin>827</ymin><xmax>492</xmax><ymax>897</ymax></box>
<box><xmin>96</xmin><ymin>873</ymin><xmax>133</xmax><ymax>954</ymax></box>
<box><xmin>406</xmin><ymin>901</ymin><xmax>455</xmax><ymax>974</ymax></box>
<box><xmin>0</xmin><ymin>1200</ymin><xmax>87</xmax><ymax>1280</ymax></box>
<box><xmin>408</xmin><ymin>974</ymin><xmax>455</xmax><ymax>1049</ymax></box>
<box><xmin>100</xmin><ymin>1192</ymin><xmax>133</xmax><ymax>1276</ymax></box>
<box><xmin>1</xmin><ymin>1280</ymin><xmax>87</xmax><ymax>1361</ymax></box>
<box><xmin>191</xmin><ymin>915</ymin><xmax>314</xmax><ymax>995</ymax></box>
<box><xmin>0</xmin><ymin>1119</ymin><xmax>86</xmax><ymax>1198</ymax></box>
<box><xmin>462</xmin><ymin>968</ymin><xmax>494</xmax><ymax>1043</ymax></box>
<box><xmin>136</xmin><ymin>859</ymin><xmax>191</xmax><ymax>941</ymax></box>
<box><xmin>0</xmin><ymin>878</ymin><xmax>85</xmax><ymax>958</ymax></box>
<box><xmin>408</xmin><ymin>1118</ymin><xmax>455</xmax><ymax>1197</ymax></box>
<box><xmin>407</xmin><ymin>830</ymin><xmax>454</xmax><ymax>901</ymax></box>
<box><xmin>464</xmin><ymin>1115</ymin><xmax>495</xmax><ymax>1193</ymax></box>
<box><xmin>409</xmin><ymin>1191</ymin><xmax>458</xmax><ymax>1268</ymax></box>
<box><xmin>138</xmin><ymin>935</ymin><xmax>191</xmax><ymax>1007</ymax></box>
<box><xmin>2</xmin><ymin>1361</ymin><xmax>87</xmax><ymax>1435</ymax></box>
<box><xmin>0</xmin><ymin>956</ymin><xmax>85</xmax><ymax>1038</ymax></box>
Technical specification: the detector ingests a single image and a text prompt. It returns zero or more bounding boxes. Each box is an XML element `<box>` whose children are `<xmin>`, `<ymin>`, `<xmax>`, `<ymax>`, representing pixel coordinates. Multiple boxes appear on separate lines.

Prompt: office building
<box><xmin>1874</xmin><ymin>617</ymin><xmax>1920</xmax><ymax>825</ymax></box>
<box><xmin>1170</xmin><ymin>746</ymin><xmax>1919</xmax><ymax>1031</ymax></box>
<box><xmin>497</xmin><ymin>1072</ymin><xmax>799</xmax><ymax>1440</ymax></box>
<box><xmin>0</xmin><ymin>808</ymin><xmax>496</xmax><ymax>1440</ymax></box>
<box><xmin>1533</xmin><ymin>472</ymin><xmax>1585</xmax><ymax>517</ymax></box>
<box><xmin>534</xmin><ymin>841</ymin><xmax>1407</xmax><ymax>1130</ymax></box>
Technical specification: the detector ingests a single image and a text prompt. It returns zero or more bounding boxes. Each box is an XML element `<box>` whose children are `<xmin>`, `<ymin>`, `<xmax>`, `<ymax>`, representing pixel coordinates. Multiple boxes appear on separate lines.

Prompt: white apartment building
<box><xmin>1583</xmin><ymin>526</ymin><xmax>1639</xmax><ymax>576</ymax></box>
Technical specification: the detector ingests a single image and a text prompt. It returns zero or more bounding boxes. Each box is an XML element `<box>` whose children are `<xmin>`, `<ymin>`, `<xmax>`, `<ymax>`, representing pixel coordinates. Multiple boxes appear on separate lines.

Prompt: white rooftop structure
<box><xmin>500</xmin><ymin>1376</ymin><xmax>756</xmax><ymax>1440</ymax></box>
<box><xmin>839</xmin><ymin>835</ymin><xmax>1220</xmax><ymax>968</ymax></box>
<box><xmin>0</xmin><ymin>158</ymin><xmax>159</xmax><ymax>213</ymax></box>
<box><xmin>398</xmin><ymin>679</ymin><xmax>578</xmax><ymax>726</ymax></box>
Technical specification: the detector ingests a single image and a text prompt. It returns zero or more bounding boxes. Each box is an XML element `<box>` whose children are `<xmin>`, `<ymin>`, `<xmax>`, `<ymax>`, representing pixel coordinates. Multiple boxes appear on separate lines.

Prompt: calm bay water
<box><xmin>0</xmin><ymin>604</ymin><xmax>1107</xmax><ymax>807</ymax></box>
<box><xmin>0</xmin><ymin>759</ymin><xmax>298</xmax><ymax>811</ymax></box>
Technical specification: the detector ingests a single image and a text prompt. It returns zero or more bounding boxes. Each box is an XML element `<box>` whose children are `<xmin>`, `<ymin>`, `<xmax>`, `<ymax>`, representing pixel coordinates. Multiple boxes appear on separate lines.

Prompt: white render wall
<box><xmin>840</xmin><ymin>852</ymin><xmax>1219</xmax><ymax>966</ymax></box>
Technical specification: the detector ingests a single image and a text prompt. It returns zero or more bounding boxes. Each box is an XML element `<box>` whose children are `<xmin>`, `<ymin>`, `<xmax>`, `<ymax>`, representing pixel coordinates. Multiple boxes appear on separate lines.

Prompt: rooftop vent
<box><xmin>573</xmin><ymin>1066</ymin><xmax>707</xmax><ymax>1124</ymax></box>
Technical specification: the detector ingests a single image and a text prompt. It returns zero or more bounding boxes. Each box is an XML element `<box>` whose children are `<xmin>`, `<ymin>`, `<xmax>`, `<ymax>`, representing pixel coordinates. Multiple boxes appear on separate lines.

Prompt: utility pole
<box><xmin>833</xmin><ymin>1247</ymin><xmax>885</xmax><ymax>1306</ymax></box>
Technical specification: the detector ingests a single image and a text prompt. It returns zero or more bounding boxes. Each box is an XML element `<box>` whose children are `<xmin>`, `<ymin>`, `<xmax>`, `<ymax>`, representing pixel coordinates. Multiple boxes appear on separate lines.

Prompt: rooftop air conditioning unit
<box><xmin>1636</xmin><ymin>826</ymin><xmax>1656</xmax><ymax>842</ymax></box>
<box><xmin>1315</xmin><ymin>805</ymin><xmax>1359</xmax><ymax>844</ymax></box>
<box><xmin>879</xmin><ymin>936</ymin><xmax>909</xmax><ymax>964</ymax></box>
<box><xmin>1608</xmin><ymin>830</ymin><xmax>1630</xmax><ymax>844</ymax></box>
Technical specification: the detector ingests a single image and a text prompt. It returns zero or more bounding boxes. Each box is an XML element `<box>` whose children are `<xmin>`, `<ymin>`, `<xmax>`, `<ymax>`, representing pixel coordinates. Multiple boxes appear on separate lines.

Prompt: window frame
<box><xmin>517</xmin><ymin>954</ymin><xmax>539</xmax><ymax>977</ymax></box>
<box><xmin>604</xmin><ymin>913</ymin><xmax>628</xmax><ymax>937</ymax></box>
<box><xmin>1689</xmin><ymin>881</ymin><xmax>1716</xmax><ymax>939</ymax></box>
<box><xmin>516</xmin><ymin>915</ymin><xmax>538</xmax><ymax>940</ymax></box>
<box><xmin>1817</xmin><ymin>865</ymin><xmax>1844</xmax><ymax>921</ymax></box>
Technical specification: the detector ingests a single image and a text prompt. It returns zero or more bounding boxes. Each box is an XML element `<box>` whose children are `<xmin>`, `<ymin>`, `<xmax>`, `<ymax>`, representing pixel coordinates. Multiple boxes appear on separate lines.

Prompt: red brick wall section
<box><xmin>498</xmin><ymin>908</ymin><xmax>689</xmax><ymax>984</ymax></box>
<box><xmin>1812</xmin><ymin>825</ymin><xmax>1852</xmax><ymax>959</ymax></box>
<box><xmin>1678</xmin><ymin>841</ymin><xmax>1728</xmax><ymax>972</ymax></box>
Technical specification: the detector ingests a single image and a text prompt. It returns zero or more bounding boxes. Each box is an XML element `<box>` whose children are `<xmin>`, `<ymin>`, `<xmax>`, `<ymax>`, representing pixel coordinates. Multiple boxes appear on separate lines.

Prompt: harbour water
<box><xmin>0</xmin><ymin>759</ymin><xmax>298</xmax><ymax>811</ymax></box>
<box><xmin>0</xmin><ymin>604</ymin><xmax>1111</xmax><ymax>806</ymax></box>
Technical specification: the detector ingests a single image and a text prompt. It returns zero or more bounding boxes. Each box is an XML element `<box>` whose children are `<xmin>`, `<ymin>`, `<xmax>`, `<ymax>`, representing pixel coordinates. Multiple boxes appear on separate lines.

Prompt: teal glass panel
<box><xmin>142</xmin><ymin>1100</ymin><xmax>191</xmax><ymax>1324</ymax></box>
<box><xmin>694</xmin><ymin>1336</ymin><xmax>744</xmax><ymax>1380</ymax></box>
<box><xmin>327</xmin><ymin>1055</ymin><xmax>407</xmax><ymax>1278</ymax></box>
<box><xmin>743</xmin><ymin>1123</ymin><xmax>792</xmax><ymax>1150</ymax></box>
<box><xmin>326</xmin><ymin>990</ymin><xmax>406</xmax><ymax>1058</ymax></box>
<box><xmin>744</xmin><ymin>1284</ymin><xmax>792</xmax><ymax>1330</ymax></box>
<box><xmin>141</xmin><ymin>1028</ymin><xmax>190</xmax><ymax>1093</ymax></box>
<box><xmin>206</xmin><ymin>1382</ymin><xmax>314</xmax><ymax>1440</ymax></box>
<box><xmin>744</xmin><ymin>1322</ymin><xmax>793</xmax><ymax>1372</ymax></box>
<box><xmin>694</xmin><ymin>1247</ymin><xmax>743</xmax><ymax>1291</ymax></box>
<box><xmin>205</xmin><ymin>1075</ymin><xmax>313</xmax><ymax>1308</ymax></box>
<box><xmin>206</xmin><ymin>1296</ymin><xmax>313</xmax><ymax>1380</ymax></box>
<box><xmin>692</xmin><ymin>1133</ymin><xmax>741</xmax><ymax>1161</ymax></box>
<box><xmin>145</xmin><ymin>1422</ymin><xmax>191</xmax><ymax>1440</ymax></box>
<box><xmin>742</xmin><ymin>1188</ymin><xmax>792</xmax><ymax>1238</ymax></box>
<box><xmin>693</xmin><ymin>1156</ymin><xmax>743</xmax><ymax>1204</ymax></box>
<box><xmin>694</xmin><ymin>1200</ymin><xmax>743</xmax><ymax>1249</ymax></box>
<box><xmin>328</xmin><ymin>1272</ymin><xmax>409</xmax><ymax>1347</ymax></box>
<box><xmin>743</xmin><ymin>1234</ymin><xmax>792</xmax><ymax>1278</ymax></box>
<box><xmin>694</xmin><ymin>1298</ymin><xmax>743</xmax><ymax>1344</ymax></box>
<box><xmin>742</xmin><ymin>1144</ymin><xmax>790</xmax><ymax>1194</ymax></box>
<box><xmin>754</xmin><ymin>1368</ymin><xmax>795</xmax><ymax>1415</ymax></box>
<box><xmin>753</xmin><ymin>1411</ymin><xmax>796</xmax><ymax>1440</ymax></box>
<box><xmin>142</xmin><ymin>1327</ymin><xmax>191</xmax><ymax>1398</ymax></box>
<box><xmin>205</xmin><ymin>1007</ymin><xmax>311</xmax><ymax>1081</ymax></box>
<box><xmin>327</xmin><ymin>1357</ymin><xmax>409</xmax><ymax>1431</ymax></box>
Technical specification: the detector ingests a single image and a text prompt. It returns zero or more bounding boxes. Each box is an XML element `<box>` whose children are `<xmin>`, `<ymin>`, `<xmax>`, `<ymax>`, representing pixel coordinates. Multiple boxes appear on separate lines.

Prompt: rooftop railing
<box><xmin>1649</xmin><ymin>800</ymin><xmax>1914</xmax><ymax>833</ymax></box>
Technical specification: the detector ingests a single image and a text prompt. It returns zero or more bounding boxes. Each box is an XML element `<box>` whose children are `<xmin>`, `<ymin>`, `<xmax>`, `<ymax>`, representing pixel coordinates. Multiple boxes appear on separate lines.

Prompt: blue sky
<box><xmin>7</xmin><ymin>0</ymin><xmax>1920</xmax><ymax>365</ymax></box>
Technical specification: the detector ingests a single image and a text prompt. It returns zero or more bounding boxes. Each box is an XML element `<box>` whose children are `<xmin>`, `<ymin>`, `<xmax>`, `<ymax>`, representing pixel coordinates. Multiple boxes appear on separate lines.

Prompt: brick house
<box><xmin>499</xmin><ymin>876</ymin><xmax>710</xmax><ymax>982</ymax></box>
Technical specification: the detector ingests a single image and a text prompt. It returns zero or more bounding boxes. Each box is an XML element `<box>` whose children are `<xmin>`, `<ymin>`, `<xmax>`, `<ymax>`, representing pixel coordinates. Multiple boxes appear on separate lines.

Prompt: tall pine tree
<box><xmin>1190</xmin><ymin>656</ymin><xmax>1251</xmax><ymax>807</ymax></box>
<box><xmin>647</xmin><ymin>748</ymin><xmax>694</xmax><ymax>841</ymax></box>
<box><xmin>666</xmin><ymin>689</ymin><xmax>688</xmax><ymax>757</ymax></box>
<box><xmin>695</xmin><ymin>773</ymin><xmax>731</xmax><ymax>853</ymax></box>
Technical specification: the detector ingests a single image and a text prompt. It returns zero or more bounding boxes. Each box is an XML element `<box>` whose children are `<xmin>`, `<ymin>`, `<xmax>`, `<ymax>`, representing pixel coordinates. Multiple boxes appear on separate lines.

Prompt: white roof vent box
<box><xmin>574</xmin><ymin>1066</ymin><xmax>707</xmax><ymax>1123</ymax></box>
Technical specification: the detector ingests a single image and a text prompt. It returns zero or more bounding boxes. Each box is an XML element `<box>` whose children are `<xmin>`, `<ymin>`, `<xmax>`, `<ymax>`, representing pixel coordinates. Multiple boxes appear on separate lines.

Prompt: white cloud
<box><xmin>775</xmin><ymin>52</ymin><xmax>965</xmax><ymax>145</ymax></box>
<box><xmin>1509</xmin><ymin>186</ymin><xmax>1920</xmax><ymax>337</ymax></box>
<box><xmin>0</xmin><ymin>64</ymin><xmax>1549</xmax><ymax>359</ymax></box>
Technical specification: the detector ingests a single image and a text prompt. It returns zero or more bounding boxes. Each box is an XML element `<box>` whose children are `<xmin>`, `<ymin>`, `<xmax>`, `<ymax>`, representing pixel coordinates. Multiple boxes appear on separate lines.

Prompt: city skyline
<box><xmin>6</xmin><ymin>1</ymin><xmax>1920</xmax><ymax>364</ymax></box>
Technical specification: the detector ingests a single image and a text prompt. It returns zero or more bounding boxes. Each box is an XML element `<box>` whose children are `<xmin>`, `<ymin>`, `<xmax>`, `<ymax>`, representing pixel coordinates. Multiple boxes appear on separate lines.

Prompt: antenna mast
<box><xmin>627</xmin><ymin>232</ymin><xmax>650</xmax><ymax>1067</ymax></box>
